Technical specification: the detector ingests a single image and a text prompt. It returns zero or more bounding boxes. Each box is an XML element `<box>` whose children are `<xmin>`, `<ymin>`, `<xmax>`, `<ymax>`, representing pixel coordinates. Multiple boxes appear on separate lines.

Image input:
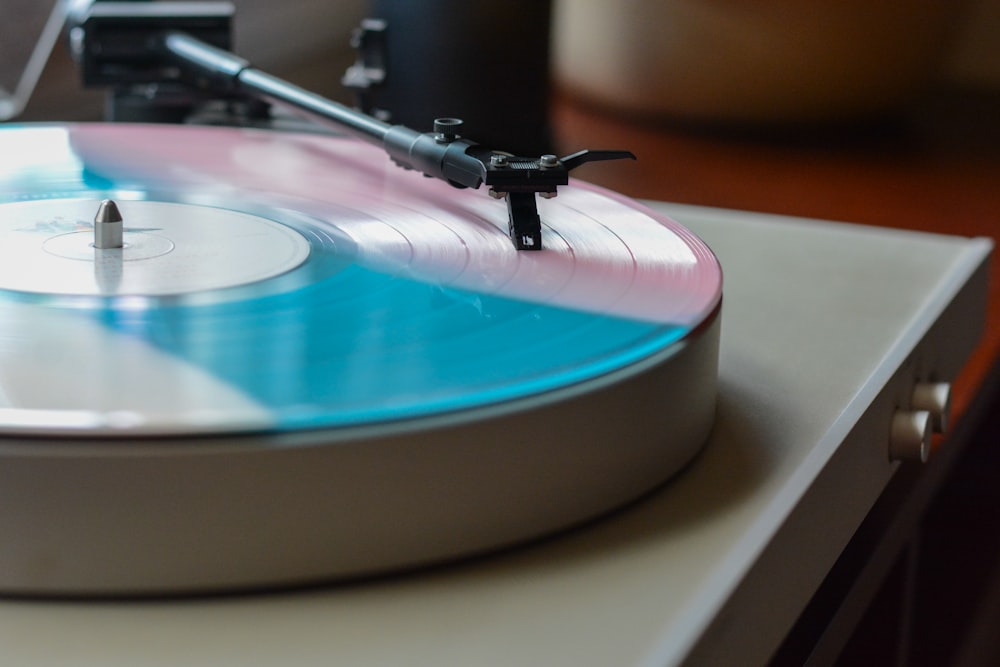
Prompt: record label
<box><xmin>2</xmin><ymin>198</ymin><xmax>310</xmax><ymax>296</ymax></box>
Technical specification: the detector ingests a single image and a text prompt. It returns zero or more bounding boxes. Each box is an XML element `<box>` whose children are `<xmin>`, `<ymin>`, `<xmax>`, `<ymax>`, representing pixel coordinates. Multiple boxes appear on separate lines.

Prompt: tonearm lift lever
<box><xmin>69</xmin><ymin>1</ymin><xmax>635</xmax><ymax>250</ymax></box>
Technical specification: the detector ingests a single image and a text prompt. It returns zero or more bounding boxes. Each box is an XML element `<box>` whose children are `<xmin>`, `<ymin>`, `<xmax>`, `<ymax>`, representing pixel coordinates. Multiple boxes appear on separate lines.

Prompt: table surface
<box><xmin>0</xmin><ymin>203</ymin><xmax>988</xmax><ymax>667</ymax></box>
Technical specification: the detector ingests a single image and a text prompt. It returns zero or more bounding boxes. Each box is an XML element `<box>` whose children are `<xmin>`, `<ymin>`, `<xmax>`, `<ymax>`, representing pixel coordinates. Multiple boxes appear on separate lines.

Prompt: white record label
<box><xmin>0</xmin><ymin>199</ymin><xmax>310</xmax><ymax>296</ymax></box>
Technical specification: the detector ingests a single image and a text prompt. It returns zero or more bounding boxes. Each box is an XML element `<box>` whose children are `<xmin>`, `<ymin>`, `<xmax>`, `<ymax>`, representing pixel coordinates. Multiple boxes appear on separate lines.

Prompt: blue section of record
<box><xmin>93</xmin><ymin>264</ymin><xmax>686</xmax><ymax>430</ymax></box>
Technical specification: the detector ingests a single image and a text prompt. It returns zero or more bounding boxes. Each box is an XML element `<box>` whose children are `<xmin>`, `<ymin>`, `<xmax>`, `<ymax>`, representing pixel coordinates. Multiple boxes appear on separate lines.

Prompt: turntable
<box><xmin>0</xmin><ymin>0</ymin><xmax>721</xmax><ymax>594</ymax></box>
<box><xmin>0</xmin><ymin>3</ymin><xmax>992</xmax><ymax>666</ymax></box>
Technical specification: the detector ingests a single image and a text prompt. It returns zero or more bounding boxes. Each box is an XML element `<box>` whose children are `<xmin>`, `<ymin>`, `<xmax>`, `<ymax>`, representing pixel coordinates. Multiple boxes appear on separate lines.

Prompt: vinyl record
<box><xmin>0</xmin><ymin>123</ymin><xmax>721</xmax><ymax>437</ymax></box>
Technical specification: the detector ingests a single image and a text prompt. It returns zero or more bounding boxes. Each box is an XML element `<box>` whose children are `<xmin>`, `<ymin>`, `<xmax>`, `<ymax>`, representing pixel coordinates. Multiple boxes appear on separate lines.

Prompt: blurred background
<box><xmin>5</xmin><ymin>0</ymin><xmax>1000</xmax><ymax>127</ymax></box>
<box><xmin>2</xmin><ymin>0</ymin><xmax>366</xmax><ymax>122</ymax></box>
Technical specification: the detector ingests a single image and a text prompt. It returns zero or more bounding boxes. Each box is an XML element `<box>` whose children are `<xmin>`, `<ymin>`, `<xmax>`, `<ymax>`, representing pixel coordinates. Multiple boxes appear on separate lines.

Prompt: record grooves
<box><xmin>0</xmin><ymin>123</ymin><xmax>722</xmax><ymax>595</ymax></box>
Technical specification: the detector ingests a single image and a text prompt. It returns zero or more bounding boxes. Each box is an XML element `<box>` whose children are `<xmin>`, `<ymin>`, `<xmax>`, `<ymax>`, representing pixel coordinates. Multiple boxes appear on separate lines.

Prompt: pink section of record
<box><xmin>67</xmin><ymin>123</ymin><xmax>721</xmax><ymax>326</ymax></box>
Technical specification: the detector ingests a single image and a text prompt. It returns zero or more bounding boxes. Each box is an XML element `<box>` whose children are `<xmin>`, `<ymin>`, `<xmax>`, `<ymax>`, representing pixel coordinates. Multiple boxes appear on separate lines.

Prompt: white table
<box><xmin>0</xmin><ymin>203</ymin><xmax>990</xmax><ymax>667</ymax></box>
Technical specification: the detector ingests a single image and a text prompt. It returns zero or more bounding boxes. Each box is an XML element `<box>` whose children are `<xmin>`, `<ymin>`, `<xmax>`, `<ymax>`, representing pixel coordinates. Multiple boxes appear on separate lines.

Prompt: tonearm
<box><xmin>67</xmin><ymin>1</ymin><xmax>635</xmax><ymax>250</ymax></box>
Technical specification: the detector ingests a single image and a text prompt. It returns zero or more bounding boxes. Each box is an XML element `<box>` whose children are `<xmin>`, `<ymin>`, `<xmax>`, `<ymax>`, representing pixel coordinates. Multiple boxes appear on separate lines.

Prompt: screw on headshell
<box><xmin>433</xmin><ymin>117</ymin><xmax>463</xmax><ymax>144</ymax></box>
<box><xmin>94</xmin><ymin>199</ymin><xmax>124</xmax><ymax>249</ymax></box>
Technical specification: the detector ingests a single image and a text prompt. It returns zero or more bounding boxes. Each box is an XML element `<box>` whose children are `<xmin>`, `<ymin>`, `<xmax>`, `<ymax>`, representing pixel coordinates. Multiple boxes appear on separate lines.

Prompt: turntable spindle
<box><xmin>93</xmin><ymin>198</ymin><xmax>123</xmax><ymax>249</ymax></box>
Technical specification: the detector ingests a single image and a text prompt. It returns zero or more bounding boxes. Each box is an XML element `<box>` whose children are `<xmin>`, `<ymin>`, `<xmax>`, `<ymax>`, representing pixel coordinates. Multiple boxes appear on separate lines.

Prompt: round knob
<box><xmin>433</xmin><ymin>118</ymin><xmax>463</xmax><ymax>143</ymax></box>
<box><xmin>889</xmin><ymin>410</ymin><xmax>932</xmax><ymax>463</ymax></box>
<box><xmin>911</xmin><ymin>382</ymin><xmax>951</xmax><ymax>434</ymax></box>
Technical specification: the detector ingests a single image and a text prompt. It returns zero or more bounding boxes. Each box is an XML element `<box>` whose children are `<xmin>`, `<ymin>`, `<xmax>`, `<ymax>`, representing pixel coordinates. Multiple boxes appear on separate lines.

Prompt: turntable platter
<box><xmin>0</xmin><ymin>123</ymin><xmax>721</xmax><ymax>594</ymax></box>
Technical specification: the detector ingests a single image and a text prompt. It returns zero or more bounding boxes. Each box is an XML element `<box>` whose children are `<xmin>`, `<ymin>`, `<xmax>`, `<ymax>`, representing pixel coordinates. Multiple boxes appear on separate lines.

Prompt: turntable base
<box><xmin>0</xmin><ymin>203</ymin><xmax>989</xmax><ymax>667</ymax></box>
